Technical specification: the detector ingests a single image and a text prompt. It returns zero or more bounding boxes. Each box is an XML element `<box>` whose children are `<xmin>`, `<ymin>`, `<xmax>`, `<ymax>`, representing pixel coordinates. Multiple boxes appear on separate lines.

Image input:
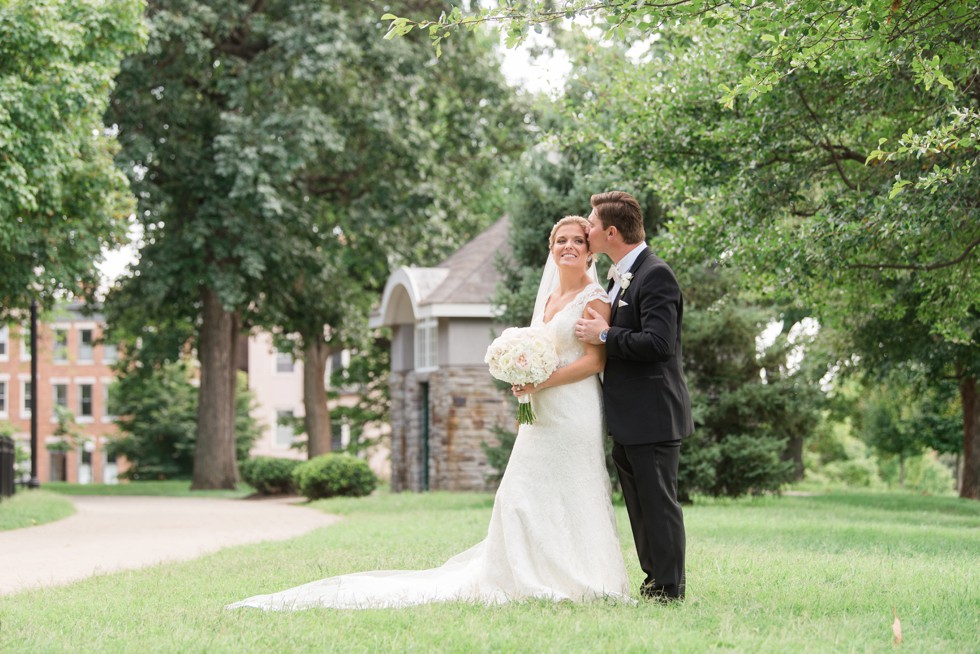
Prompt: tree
<box><xmin>107</xmin><ymin>359</ymin><xmax>259</xmax><ymax>480</ymax></box>
<box><xmin>327</xmin><ymin>337</ymin><xmax>391</xmax><ymax>457</ymax></box>
<box><xmin>849</xmin><ymin>288</ymin><xmax>978</xmax><ymax>495</ymax></box>
<box><xmin>498</xmin><ymin>15</ymin><xmax>980</xmax><ymax>498</ymax></box>
<box><xmin>106</xmin><ymin>1</ymin><xmax>528</xmax><ymax>487</ymax></box>
<box><xmin>389</xmin><ymin>0</ymin><xmax>980</xmax><ymax>502</ymax></box>
<box><xmin>388</xmin><ymin>1</ymin><xmax>980</xmax><ymax>192</ymax></box>
<box><xmin>490</xmin><ymin>97</ymin><xmax>824</xmax><ymax>497</ymax></box>
<box><xmin>248</xmin><ymin>3</ymin><xmax>529</xmax><ymax>457</ymax></box>
<box><xmin>0</xmin><ymin>0</ymin><xmax>145</xmax><ymax>318</ymax></box>
<box><xmin>679</xmin><ymin>264</ymin><xmax>823</xmax><ymax>498</ymax></box>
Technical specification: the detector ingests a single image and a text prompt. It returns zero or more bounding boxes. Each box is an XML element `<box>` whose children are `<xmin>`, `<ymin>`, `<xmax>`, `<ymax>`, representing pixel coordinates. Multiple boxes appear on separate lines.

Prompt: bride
<box><xmin>227</xmin><ymin>215</ymin><xmax>630</xmax><ymax>610</ymax></box>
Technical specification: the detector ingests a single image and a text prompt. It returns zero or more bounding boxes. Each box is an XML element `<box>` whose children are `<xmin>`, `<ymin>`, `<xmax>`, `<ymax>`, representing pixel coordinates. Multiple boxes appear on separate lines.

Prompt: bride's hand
<box><xmin>511</xmin><ymin>383</ymin><xmax>536</xmax><ymax>397</ymax></box>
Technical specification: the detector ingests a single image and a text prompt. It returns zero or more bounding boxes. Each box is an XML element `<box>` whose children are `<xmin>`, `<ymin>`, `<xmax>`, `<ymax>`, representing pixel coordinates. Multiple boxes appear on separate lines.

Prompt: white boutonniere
<box><xmin>620</xmin><ymin>272</ymin><xmax>633</xmax><ymax>290</ymax></box>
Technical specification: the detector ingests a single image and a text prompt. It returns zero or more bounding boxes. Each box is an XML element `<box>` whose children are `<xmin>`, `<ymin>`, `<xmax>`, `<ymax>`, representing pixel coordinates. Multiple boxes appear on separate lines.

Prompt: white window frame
<box><xmin>414</xmin><ymin>318</ymin><xmax>438</xmax><ymax>373</ymax></box>
<box><xmin>275</xmin><ymin>350</ymin><xmax>294</xmax><ymax>374</ymax></box>
<box><xmin>102</xmin><ymin>378</ymin><xmax>116</xmax><ymax>422</ymax></box>
<box><xmin>275</xmin><ymin>409</ymin><xmax>296</xmax><ymax>447</ymax></box>
<box><xmin>0</xmin><ymin>376</ymin><xmax>8</xmax><ymax>418</ymax></box>
<box><xmin>102</xmin><ymin>342</ymin><xmax>118</xmax><ymax>364</ymax></box>
<box><xmin>76</xmin><ymin>377</ymin><xmax>95</xmax><ymax>423</ymax></box>
<box><xmin>19</xmin><ymin>376</ymin><xmax>32</xmax><ymax>418</ymax></box>
<box><xmin>52</xmin><ymin>327</ymin><xmax>69</xmax><ymax>364</ymax></box>
<box><xmin>51</xmin><ymin>378</ymin><xmax>70</xmax><ymax>423</ymax></box>
<box><xmin>77</xmin><ymin>327</ymin><xmax>94</xmax><ymax>363</ymax></box>
<box><xmin>20</xmin><ymin>324</ymin><xmax>30</xmax><ymax>361</ymax></box>
<box><xmin>0</xmin><ymin>325</ymin><xmax>8</xmax><ymax>361</ymax></box>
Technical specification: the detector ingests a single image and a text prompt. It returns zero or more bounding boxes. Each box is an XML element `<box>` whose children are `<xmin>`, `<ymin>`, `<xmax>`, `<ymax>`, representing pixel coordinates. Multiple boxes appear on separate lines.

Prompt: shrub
<box><xmin>877</xmin><ymin>451</ymin><xmax>956</xmax><ymax>495</ymax></box>
<box><xmin>823</xmin><ymin>458</ymin><xmax>881</xmax><ymax>487</ymax></box>
<box><xmin>240</xmin><ymin>457</ymin><xmax>303</xmax><ymax>495</ymax></box>
<box><xmin>713</xmin><ymin>434</ymin><xmax>795</xmax><ymax>497</ymax></box>
<box><xmin>293</xmin><ymin>454</ymin><xmax>377</xmax><ymax>500</ymax></box>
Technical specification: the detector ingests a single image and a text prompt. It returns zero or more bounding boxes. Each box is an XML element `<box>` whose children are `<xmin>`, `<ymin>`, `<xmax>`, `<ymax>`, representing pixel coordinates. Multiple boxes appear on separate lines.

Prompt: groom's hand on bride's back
<box><xmin>575</xmin><ymin>307</ymin><xmax>609</xmax><ymax>345</ymax></box>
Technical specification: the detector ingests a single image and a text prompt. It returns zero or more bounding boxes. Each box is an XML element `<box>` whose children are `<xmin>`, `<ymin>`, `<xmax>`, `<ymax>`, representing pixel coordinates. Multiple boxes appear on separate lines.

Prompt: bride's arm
<box><xmin>532</xmin><ymin>299</ymin><xmax>610</xmax><ymax>392</ymax></box>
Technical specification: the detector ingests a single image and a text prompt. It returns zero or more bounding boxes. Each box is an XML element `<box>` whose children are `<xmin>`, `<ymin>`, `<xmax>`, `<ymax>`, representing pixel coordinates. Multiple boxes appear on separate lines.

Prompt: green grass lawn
<box><xmin>41</xmin><ymin>480</ymin><xmax>254</xmax><ymax>498</ymax></box>
<box><xmin>1</xmin><ymin>490</ymin><xmax>977</xmax><ymax>653</ymax></box>
<box><xmin>0</xmin><ymin>491</ymin><xmax>75</xmax><ymax>531</ymax></box>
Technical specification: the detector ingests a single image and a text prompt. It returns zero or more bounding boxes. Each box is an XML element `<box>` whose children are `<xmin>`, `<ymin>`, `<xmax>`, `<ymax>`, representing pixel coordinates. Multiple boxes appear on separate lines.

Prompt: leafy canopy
<box><xmin>0</xmin><ymin>0</ymin><xmax>145</xmax><ymax>317</ymax></box>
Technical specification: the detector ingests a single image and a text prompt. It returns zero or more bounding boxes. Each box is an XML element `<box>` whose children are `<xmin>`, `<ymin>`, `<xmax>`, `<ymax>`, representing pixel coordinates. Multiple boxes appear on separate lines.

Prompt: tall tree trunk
<box><xmin>898</xmin><ymin>456</ymin><xmax>905</xmax><ymax>488</ymax></box>
<box><xmin>304</xmin><ymin>339</ymin><xmax>332</xmax><ymax>459</ymax></box>
<box><xmin>784</xmin><ymin>435</ymin><xmax>805</xmax><ymax>481</ymax></box>
<box><xmin>192</xmin><ymin>286</ymin><xmax>240</xmax><ymax>490</ymax></box>
<box><xmin>959</xmin><ymin>375</ymin><xmax>980</xmax><ymax>500</ymax></box>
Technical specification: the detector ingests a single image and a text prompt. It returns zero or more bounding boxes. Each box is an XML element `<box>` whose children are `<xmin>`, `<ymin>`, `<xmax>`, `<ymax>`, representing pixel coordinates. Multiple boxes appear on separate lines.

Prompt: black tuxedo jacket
<box><xmin>603</xmin><ymin>247</ymin><xmax>694</xmax><ymax>445</ymax></box>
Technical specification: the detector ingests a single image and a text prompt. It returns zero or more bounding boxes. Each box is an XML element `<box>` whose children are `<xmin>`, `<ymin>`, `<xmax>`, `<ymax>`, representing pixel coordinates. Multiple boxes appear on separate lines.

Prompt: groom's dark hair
<box><xmin>591</xmin><ymin>191</ymin><xmax>645</xmax><ymax>245</ymax></box>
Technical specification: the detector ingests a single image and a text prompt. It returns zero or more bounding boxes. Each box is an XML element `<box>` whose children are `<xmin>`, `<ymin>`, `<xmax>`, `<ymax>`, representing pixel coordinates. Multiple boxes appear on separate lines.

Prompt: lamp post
<box><xmin>28</xmin><ymin>299</ymin><xmax>40</xmax><ymax>489</ymax></box>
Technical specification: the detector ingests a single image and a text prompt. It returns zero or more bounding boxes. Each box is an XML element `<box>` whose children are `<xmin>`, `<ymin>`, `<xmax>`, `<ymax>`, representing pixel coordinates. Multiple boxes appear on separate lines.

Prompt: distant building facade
<box><xmin>0</xmin><ymin>304</ymin><xmax>120</xmax><ymax>483</ymax></box>
<box><xmin>243</xmin><ymin>334</ymin><xmax>390</xmax><ymax>479</ymax></box>
<box><xmin>0</xmin><ymin>305</ymin><xmax>388</xmax><ymax>485</ymax></box>
<box><xmin>371</xmin><ymin>216</ymin><xmax>515</xmax><ymax>492</ymax></box>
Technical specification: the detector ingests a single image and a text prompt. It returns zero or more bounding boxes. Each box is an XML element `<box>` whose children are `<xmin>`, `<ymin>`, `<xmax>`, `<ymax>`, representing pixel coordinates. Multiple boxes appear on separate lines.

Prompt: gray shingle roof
<box><xmin>421</xmin><ymin>216</ymin><xmax>510</xmax><ymax>306</ymax></box>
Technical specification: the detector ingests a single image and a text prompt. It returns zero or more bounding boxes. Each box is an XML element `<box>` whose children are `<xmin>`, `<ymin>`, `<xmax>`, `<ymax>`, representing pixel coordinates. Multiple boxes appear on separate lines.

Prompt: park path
<box><xmin>0</xmin><ymin>495</ymin><xmax>339</xmax><ymax>596</ymax></box>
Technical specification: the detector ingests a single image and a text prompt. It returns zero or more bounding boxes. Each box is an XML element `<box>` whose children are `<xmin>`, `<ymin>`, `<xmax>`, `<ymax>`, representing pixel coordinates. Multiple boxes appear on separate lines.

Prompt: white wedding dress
<box><xmin>227</xmin><ymin>283</ymin><xmax>629</xmax><ymax>610</ymax></box>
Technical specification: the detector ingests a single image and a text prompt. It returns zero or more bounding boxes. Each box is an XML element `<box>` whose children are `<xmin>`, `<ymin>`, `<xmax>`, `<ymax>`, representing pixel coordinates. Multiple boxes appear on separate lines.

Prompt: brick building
<box><xmin>0</xmin><ymin>304</ymin><xmax>389</xmax><ymax>485</ymax></box>
<box><xmin>0</xmin><ymin>304</ymin><xmax>120</xmax><ymax>483</ymax></box>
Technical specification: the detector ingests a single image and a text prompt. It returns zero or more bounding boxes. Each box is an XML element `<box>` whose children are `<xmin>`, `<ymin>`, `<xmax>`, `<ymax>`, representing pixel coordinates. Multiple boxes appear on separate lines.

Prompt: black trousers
<box><xmin>612</xmin><ymin>439</ymin><xmax>686</xmax><ymax>598</ymax></box>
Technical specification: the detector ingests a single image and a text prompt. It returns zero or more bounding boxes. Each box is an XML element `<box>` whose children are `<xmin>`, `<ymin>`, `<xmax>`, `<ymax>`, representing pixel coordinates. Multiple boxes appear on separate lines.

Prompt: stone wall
<box><xmin>389</xmin><ymin>366</ymin><xmax>513</xmax><ymax>492</ymax></box>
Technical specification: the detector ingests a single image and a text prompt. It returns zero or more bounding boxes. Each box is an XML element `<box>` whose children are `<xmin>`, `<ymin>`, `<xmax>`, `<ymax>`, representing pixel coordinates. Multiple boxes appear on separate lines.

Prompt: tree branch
<box><xmin>847</xmin><ymin>237</ymin><xmax>980</xmax><ymax>271</ymax></box>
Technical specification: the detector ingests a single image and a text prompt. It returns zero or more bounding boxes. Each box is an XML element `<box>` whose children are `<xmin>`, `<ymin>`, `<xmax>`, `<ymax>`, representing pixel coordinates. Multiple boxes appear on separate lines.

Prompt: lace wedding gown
<box><xmin>227</xmin><ymin>283</ymin><xmax>629</xmax><ymax>610</ymax></box>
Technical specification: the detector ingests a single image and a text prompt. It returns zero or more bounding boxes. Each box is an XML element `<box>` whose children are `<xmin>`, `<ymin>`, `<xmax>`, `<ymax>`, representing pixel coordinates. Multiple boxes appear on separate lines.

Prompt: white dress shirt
<box><xmin>608</xmin><ymin>242</ymin><xmax>648</xmax><ymax>300</ymax></box>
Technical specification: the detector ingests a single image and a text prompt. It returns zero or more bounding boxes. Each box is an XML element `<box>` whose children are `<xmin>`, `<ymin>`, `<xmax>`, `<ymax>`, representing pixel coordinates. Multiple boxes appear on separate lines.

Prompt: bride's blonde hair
<box><xmin>548</xmin><ymin>215</ymin><xmax>594</xmax><ymax>266</ymax></box>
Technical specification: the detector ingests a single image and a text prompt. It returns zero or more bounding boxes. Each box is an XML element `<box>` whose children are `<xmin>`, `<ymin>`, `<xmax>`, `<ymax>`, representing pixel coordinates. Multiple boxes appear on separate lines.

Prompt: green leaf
<box><xmin>889</xmin><ymin>179</ymin><xmax>912</xmax><ymax>199</ymax></box>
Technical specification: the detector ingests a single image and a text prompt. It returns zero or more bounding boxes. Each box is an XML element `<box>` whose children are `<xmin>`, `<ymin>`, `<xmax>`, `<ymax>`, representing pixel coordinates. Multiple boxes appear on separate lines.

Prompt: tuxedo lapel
<box><xmin>610</xmin><ymin>247</ymin><xmax>653</xmax><ymax>323</ymax></box>
<box><xmin>609</xmin><ymin>288</ymin><xmax>622</xmax><ymax>322</ymax></box>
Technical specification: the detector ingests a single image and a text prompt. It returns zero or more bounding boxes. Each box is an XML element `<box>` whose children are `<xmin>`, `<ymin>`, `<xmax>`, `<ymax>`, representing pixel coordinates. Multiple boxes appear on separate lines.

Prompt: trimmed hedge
<box><xmin>239</xmin><ymin>457</ymin><xmax>303</xmax><ymax>495</ymax></box>
<box><xmin>293</xmin><ymin>454</ymin><xmax>377</xmax><ymax>500</ymax></box>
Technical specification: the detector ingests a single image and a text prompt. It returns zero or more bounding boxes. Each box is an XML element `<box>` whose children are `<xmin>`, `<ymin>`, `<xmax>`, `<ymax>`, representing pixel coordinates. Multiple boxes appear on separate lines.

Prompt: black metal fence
<box><xmin>0</xmin><ymin>436</ymin><xmax>15</xmax><ymax>499</ymax></box>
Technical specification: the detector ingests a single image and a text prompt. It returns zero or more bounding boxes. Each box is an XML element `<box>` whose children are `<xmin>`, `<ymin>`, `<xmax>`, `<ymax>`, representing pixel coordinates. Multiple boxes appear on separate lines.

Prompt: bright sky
<box><xmin>498</xmin><ymin>33</ymin><xmax>572</xmax><ymax>98</ymax></box>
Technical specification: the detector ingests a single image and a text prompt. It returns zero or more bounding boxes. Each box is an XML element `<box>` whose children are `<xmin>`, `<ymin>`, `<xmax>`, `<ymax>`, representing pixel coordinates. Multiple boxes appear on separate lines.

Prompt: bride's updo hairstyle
<box><xmin>548</xmin><ymin>215</ymin><xmax>594</xmax><ymax>266</ymax></box>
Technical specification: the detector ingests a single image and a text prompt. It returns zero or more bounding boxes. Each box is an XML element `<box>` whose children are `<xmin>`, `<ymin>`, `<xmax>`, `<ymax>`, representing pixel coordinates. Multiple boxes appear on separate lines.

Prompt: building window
<box><xmin>103</xmin><ymin>342</ymin><xmax>118</xmax><ymax>364</ymax></box>
<box><xmin>0</xmin><ymin>325</ymin><xmax>7</xmax><ymax>360</ymax></box>
<box><xmin>78</xmin><ymin>384</ymin><xmax>93</xmax><ymax>419</ymax></box>
<box><xmin>276</xmin><ymin>409</ymin><xmax>296</xmax><ymax>446</ymax></box>
<box><xmin>275</xmin><ymin>350</ymin><xmax>294</xmax><ymax>373</ymax></box>
<box><xmin>331</xmin><ymin>419</ymin><xmax>351</xmax><ymax>452</ymax></box>
<box><xmin>20</xmin><ymin>325</ymin><xmax>30</xmax><ymax>361</ymax></box>
<box><xmin>21</xmin><ymin>380</ymin><xmax>32</xmax><ymax>417</ymax></box>
<box><xmin>103</xmin><ymin>383</ymin><xmax>116</xmax><ymax>421</ymax></box>
<box><xmin>53</xmin><ymin>329</ymin><xmax>69</xmax><ymax>363</ymax></box>
<box><xmin>414</xmin><ymin>319</ymin><xmax>438</xmax><ymax>372</ymax></box>
<box><xmin>328</xmin><ymin>349</ymin><xmax>352</xmax><ymax>387</ymax></box>
<box><xmin>0</xmin><ymin>381</ymin><xmax>7</xmax><ymax>416</ymax></box>
<box><xmin>78</xmin><ymin>329</ymin><xmax>94</xmax><ymax>362</ymax></box>
<box><xmin>53</xmin><ymin>383</ymin><xmax>69</xmax><ymax>414</ymax></box>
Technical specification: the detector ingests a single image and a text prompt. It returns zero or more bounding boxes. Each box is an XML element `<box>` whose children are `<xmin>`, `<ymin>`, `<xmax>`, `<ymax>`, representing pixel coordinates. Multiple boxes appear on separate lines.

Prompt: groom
<box><xmin>575</xmin><ymin>190</ymin><xmax>693</xmax><ymax>602</ymax></box>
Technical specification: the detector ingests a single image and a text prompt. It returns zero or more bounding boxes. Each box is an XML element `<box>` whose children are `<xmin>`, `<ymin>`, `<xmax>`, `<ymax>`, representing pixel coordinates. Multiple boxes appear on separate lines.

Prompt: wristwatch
<box><xmin>599</xmin><ymin>328</ymin><xmax>609</xmax><ymax>344</ymax></box>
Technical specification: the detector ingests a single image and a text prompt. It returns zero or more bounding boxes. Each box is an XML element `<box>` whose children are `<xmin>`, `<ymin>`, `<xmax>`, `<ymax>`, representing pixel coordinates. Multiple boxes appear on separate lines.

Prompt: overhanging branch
<box><xmin>847</xmin><ymin>236</ymin><xmax>980</xmax><ymax>271</ymax></box>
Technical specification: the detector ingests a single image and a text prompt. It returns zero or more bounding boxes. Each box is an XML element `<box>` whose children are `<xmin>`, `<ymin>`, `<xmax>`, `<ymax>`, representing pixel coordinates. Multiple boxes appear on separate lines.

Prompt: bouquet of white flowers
<box><xmin>484</xmin><ymin>326</ymin><xmax>559</xmax><ymax>424</ymax></box>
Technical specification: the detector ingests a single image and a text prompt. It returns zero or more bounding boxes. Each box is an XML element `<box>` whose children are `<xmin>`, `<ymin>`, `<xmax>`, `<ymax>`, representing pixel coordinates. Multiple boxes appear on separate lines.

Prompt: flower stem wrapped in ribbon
<box><xmin>484</xmin><ymin>326</ymin><xmax>559</xmax><ymax>424</ymax></box>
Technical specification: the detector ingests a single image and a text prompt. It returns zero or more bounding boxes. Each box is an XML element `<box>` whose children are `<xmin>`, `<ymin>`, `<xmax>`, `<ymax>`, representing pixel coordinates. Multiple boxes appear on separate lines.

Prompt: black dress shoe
<box><xmin>640</xmin><ymin>581</ymin><xmax>684</xmax><ymax>603</ymax></box>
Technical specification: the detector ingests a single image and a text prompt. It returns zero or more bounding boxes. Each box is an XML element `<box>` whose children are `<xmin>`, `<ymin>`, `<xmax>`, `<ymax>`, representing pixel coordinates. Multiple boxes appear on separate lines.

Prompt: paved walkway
<box><xmin>0</xmin><ymin>495</ymin><xmax>339</xmax><ymax>596</ymax></box>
